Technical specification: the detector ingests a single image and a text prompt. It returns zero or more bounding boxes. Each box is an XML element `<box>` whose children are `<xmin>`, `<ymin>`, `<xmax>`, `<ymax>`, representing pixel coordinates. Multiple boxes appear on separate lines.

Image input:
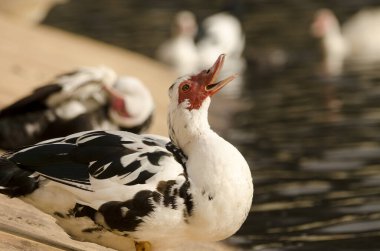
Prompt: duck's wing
<box><xmin>0</xmin><ymin>84</ymin><xmax>62</xmax><ymax>117</ymax></box>
<box><xmin>8</xmin><ymin>130</ymin><xmax>185</xmax><ymax>192</ymax></box>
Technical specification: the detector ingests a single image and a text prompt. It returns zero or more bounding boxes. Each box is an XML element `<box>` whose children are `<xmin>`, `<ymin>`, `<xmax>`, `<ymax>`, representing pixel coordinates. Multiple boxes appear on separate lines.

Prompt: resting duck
<box><xmin>0</xmin><ymin>66</ymin><xmax>154</xmax><ymax>150</ymax></box>
<box><xmin>311</xmin><ymin>8</ymin><xmax>380</xmax><ymax>75</ymax></box>
<box><xmin>0</xmin><ymin>54</ymin><xmax>253</xmax><ymax>251</ymax></box>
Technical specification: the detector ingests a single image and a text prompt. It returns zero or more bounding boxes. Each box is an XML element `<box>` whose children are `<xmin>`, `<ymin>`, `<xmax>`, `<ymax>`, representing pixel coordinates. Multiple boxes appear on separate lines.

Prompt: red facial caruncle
<box><xmin>178</xmin><ymin>54</ymin><xmax>237</xmax><ymax>110</ymax></box>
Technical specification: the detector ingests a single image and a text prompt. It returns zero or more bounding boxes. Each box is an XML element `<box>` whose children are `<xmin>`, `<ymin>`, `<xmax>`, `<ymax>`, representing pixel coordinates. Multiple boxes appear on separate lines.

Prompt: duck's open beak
<box><xmin>191</xmin><ymin>54</ymin><xmax>237</xmax><ymax>97</ymax></box>
<box><xmin>205</xmin><ymin>54</ymin><xmax>237</xmax><ymax>96</ymax></box>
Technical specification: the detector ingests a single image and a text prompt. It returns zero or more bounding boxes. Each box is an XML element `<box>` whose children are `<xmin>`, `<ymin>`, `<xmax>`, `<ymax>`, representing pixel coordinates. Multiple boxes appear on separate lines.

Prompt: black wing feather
<box><xmin>7</xmin><ymin>131</ymin><xmax>176</xmax><ymax>191</ymax></box>
<box><xmin>125</xmin><ymin>170</ymin><xmax>155</xmax><ymax>185</ymax></box>
<box><xmin>11</xmin><ymin>143</ymin><xmax>75</xmax><ymax>165</ymax></box>
<box><xmin>34</xmin><ymin>162</ymin><xmax>90</xmax><ymax>184</ymax></box>
<box><xmin>0</xmin><ymin>84</ymin><xmax>62</xmax><ymax>117</ymax></box>
<box><xmin>87</xmin><ymin>148</ymin><xmax>135</xmax><ymax>179</ymax></box>
<box><xmin>10</xmin><ymin>143</ymin><xmax>90</xmax><ymax>187</ymax></box>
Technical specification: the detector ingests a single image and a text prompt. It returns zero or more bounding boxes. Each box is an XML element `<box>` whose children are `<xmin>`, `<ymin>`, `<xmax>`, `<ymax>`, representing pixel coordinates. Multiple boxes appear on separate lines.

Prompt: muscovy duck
<box><xmin>311</xmin><ymin>8</ymin><xmax>380</xmax><ymax>75</ymax></box>
<box><xmin>0</xmin><ymin>54</ymin><xmax>253</xmax><ymax>251</ymax></box>
<box><xmin>0</xmin><ymin>66</ymin><xmax>154</xmax><ymax>150</ymax></box>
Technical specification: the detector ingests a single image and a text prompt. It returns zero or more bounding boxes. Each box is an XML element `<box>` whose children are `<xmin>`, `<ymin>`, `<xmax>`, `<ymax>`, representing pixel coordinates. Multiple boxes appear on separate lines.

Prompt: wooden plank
<box><xmin>0</xmin><ymin>231</ymin><xmax>61</xmax><ymax>251</ymax></box>
<box><xmin>0</xmin><ymin>195</ymin><xmax>114</xmax><ymax>250</ymax></box>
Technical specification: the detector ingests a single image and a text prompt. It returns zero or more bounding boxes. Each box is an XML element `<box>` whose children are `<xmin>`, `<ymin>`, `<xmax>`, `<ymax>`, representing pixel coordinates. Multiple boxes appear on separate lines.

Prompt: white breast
<box><xmin>185</xmin><ymin>134</ymin><xmax>253</xmax><ymax>241</ymax></box>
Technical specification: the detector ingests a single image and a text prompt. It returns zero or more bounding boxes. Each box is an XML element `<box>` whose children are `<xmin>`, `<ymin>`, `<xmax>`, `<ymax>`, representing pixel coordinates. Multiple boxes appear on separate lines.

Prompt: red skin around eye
<box><xmin>178</xmin><ymin>80</ymin><xmax>209</xmax><ymax>110</ymax></box>
<box><xmin>177</xmin><ymin>54</ymin><xmax>233</xmax><ymax>111</ymax></box>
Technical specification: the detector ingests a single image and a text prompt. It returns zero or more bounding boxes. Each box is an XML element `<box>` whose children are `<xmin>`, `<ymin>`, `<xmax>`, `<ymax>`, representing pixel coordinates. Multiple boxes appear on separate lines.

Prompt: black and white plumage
<box><xmin>0</xmin><ymin>55</ymin><xmax>253</xmax><ymax>251</ymax></box>
<box><xmin>0</xmin><ymin>66</ymin><xmax>154</xmax><ymax>150</ymax></box>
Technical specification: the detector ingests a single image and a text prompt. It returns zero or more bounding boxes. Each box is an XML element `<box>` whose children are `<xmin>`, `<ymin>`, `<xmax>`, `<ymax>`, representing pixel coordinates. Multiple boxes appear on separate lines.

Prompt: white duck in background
<box><xmin>0</xmin><ymin>54</ymin><xmax>253</xmax><ymax>251</ymax></box>
<box><xmin>157</xmin><ymin>11</ymin><xmax>246</xmax><ymax>97</ymax></box>
<box><xmin>197</xmin><ymin>12</ymin><xmax>246</xmax><ymax>75</ymax></box>
<box><xmin>156</xmin><ymin>11</ymin><xmax>199</xmax><ymax>76</ymax></box>
<box><xmin>0</xmin><ymin>66</ymin><xmax>154</xmax><ymax>150</ymax></box>
<box><xmin>311</xmin><ymin>8</ymin><xmax>380</xmax><ymax>75</ymax></box>
<box><xmin>197</xmin><ymin>12</ymin><xmax>246</xmax><ymax>97</ymax></box>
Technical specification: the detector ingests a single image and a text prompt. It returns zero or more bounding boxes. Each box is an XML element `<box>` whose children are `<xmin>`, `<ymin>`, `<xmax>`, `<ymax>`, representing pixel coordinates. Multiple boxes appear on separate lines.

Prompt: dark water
<box><xmin>44</xmin><ymin>1</ymin><xmax>380</xmax><ymax>250</ymax></box>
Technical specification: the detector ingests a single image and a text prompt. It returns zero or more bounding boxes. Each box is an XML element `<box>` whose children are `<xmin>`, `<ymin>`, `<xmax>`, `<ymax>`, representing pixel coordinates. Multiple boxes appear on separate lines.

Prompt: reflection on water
<box><xmin>44</xmin><ymin>1</ymin><xmax>380</xmax><ymax>250</ymax></box>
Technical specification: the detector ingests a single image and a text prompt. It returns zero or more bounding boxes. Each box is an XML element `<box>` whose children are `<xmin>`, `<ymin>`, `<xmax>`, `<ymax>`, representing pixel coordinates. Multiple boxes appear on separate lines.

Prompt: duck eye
<box><xmin>182</xmin><ymin>84</ymin><xmax>190</xmax><ymax>92</ymax></box>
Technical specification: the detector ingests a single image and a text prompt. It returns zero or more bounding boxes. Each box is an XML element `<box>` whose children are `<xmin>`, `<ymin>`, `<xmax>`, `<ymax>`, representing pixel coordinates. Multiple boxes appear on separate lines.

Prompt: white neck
<box><xmin>168</xmin><ymin>97</ymin><xmax>212</xmax><ymax>153</ymax></box>
<box><xmin>322</xmin><ymin>22</ymin><xmax>349</xmax><ymax>59</ymax></box>
<box><xmin>320</xmin><ymin>26</ymin><xmax>349</xmax><ymax>75</ymax></box>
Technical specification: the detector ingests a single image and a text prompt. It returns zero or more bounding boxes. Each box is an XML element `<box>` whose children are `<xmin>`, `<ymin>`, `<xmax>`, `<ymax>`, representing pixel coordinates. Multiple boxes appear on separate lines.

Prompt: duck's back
<box><xmin>343</xmin><ymin>8</ymin><xmax>380</xmax><ymax>60</ymax></box>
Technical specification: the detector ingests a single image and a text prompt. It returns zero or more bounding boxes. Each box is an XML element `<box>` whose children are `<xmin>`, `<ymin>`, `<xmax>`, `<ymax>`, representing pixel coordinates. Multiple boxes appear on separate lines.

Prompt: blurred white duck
<box><xmin>156</xmin><ymin>11</ymin><xmax>199</xmax><ymax>76</ymax></box>
<box><xmin>197</xmin><ymin>12</ymin><xmax>246</xmax><ymax>97</ymax></box>
<box><xmin>0</xmin><ymin>0</ymin><xmax>68</xmax><ymax>24</ymax></box>
<box><xmin>157</xmin><ymin>11</ymin><xmax>246</xmax><ymax>97</ymax></box>
<box><xmin>197</xmin><ymin>12</ymin><xmax>246</xmax><ymax>76</ymax></box>
<box><xmin>311</xmin><ymin>8</ymin><xmax>380</xmax><ymax>75</ymax></box>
